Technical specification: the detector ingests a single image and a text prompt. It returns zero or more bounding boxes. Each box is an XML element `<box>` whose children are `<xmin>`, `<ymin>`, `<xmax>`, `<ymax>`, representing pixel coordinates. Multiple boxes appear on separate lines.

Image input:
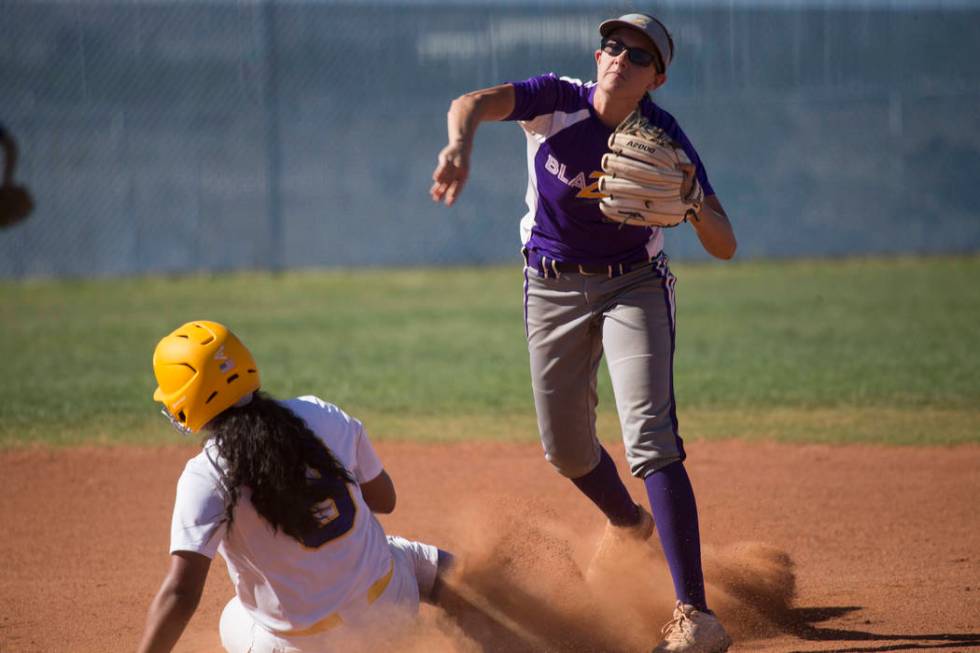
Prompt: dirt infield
<box><xmin>1</xmin><ymin>440</ymin><xmax>978</xmax><ymax>652</ymax></box>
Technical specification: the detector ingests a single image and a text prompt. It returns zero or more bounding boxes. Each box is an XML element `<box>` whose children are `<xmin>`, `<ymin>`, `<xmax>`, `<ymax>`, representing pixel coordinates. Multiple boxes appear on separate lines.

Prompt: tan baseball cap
<box><xmin>598</xmin><ymin>13</ymin><xmax>674</xmax><ymax>71</ymax></box>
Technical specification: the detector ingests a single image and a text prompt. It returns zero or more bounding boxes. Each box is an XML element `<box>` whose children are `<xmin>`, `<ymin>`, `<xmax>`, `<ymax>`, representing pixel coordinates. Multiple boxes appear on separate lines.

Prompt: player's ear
<box><xmin>595</xmin><ymin>49</ymin><xmax>603</xmax><ymax>65</ymax></box>
<box><xmin>647</xmin><ymin>72</ymin><xmax>667</xmax><ymax>92</ymax></box>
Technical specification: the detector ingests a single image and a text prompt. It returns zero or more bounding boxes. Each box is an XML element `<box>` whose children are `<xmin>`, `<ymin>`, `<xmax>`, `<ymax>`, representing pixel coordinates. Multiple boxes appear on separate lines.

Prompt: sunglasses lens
<box><xmin>630</xmin><ymin>50</ymin><xmax>655</xmax><ymax>67</ymax></box>
<box><xmin>602</xmin><ymin>39</ymin><xmax>625</xmax><ymax>56</ymax></box>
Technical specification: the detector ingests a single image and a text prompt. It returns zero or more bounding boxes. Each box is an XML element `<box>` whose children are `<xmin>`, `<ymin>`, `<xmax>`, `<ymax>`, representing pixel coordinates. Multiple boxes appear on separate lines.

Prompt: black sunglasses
<box><xmin>601</xmin><ymin>37</ymin><xmax>663</xmax><ymax>73</ymax></box>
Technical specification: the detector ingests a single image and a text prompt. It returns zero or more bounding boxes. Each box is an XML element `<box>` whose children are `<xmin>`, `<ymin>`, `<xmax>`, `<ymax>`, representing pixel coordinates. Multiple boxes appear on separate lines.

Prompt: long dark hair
<box><xmin>205</xmin><ymin>391</ymin><xmax>354</xmax><ymax>542</ymax></box>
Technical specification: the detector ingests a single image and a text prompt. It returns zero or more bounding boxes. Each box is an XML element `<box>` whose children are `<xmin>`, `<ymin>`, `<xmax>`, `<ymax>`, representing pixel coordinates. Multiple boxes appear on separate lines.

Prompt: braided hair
<box><xmin>205</xmin><ymin>391</ymin><xmax>354</xmax><ymax>542</ymax></box>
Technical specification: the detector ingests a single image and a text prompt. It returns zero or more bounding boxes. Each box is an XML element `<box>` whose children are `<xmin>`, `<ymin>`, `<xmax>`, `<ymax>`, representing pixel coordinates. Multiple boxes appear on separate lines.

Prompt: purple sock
<box><xmin>571</xmin><ymin>447</ymin><xmax>640</xmax><ymax>526</ymax></box>
<box><xmin>644</xmin><ymin>461</ymin><xmax>708</xmax><ymax>612</ymax></box>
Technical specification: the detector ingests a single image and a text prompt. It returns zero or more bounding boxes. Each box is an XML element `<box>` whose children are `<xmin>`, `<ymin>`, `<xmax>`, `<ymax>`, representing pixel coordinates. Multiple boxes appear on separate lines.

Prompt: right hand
<box><xmin>430</xmin><ymin>142</ymin><xmax>470</xmax><ymax>207</ymax></box>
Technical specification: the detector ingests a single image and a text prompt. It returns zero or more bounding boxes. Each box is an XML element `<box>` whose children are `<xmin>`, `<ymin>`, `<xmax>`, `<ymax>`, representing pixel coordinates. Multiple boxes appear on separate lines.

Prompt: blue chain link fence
<box><xmin>1</xmin><ymin>1</ymin><xmax>978</xmax><ymax>278</ymax></box>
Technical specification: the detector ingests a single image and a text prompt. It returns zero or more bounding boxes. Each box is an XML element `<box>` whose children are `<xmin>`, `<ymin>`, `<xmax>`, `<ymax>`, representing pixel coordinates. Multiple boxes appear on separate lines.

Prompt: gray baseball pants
<box><xmin>523</xmin><ymin>252</ymin><xmax>685</xmax><ymax>480</ymax></box>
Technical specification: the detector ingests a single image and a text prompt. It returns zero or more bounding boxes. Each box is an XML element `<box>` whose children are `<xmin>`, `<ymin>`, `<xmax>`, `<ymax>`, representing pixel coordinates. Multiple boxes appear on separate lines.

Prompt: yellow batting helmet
<box><xmin>152</xmin><ymin>320</ymin><xmax>260</xmax><ymax>433</ymax></box>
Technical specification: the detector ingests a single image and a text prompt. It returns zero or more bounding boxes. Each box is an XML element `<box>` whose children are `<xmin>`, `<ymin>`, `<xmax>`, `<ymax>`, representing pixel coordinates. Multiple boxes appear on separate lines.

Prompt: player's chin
<box><xmin>598</xmin><ymin>77</ymin><xmax>624</xmax><ymax>94</ymax></box>
<box><xmin>600</xmin><ymin>74</ymin><xmax>636</xmax><ymax>96</ymax></box>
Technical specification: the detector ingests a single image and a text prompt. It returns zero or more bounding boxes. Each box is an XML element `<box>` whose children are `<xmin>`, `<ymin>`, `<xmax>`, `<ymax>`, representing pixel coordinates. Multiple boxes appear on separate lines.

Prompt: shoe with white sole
<box><xmin>652</xmin><ymin>601</ymin><xmax>732</xmax><ymax>653</ymax></box>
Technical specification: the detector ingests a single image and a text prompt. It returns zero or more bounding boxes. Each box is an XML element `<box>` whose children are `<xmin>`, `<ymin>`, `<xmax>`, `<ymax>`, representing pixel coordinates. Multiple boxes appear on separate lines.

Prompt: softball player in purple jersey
<box><xmin>431</xmin><ymin>13</ymin><xmax>736</xmax><ymax>652</ymax></box>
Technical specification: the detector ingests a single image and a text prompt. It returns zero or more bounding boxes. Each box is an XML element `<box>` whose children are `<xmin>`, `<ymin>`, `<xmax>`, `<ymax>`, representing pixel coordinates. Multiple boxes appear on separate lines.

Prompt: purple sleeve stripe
<box><xmin>504</xmin><ymin>80</ymin><xmax>533</xmax><ymax>121</ymax></box>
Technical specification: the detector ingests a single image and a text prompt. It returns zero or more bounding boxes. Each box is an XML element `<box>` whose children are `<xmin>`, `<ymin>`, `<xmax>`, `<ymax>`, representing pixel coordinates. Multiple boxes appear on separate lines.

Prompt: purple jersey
<box><xmin>505</xmin><ymin>74</ymin><xmax>714</xmax><ymax>266</ymax></box>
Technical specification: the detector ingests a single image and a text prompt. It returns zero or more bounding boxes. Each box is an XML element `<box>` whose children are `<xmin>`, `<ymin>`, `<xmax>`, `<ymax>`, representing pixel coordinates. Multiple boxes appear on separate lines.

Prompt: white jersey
<box><xmin>169</xmin><ymin>395</ymin><xmax>393</xmax><ymax>635</ymax></box>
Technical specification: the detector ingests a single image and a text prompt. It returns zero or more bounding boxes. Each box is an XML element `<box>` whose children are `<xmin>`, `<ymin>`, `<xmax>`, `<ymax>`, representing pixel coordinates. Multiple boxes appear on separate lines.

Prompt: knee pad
<box><xmin>544</xmin><ymin>443</ymin><xmax>601</xmax><ymax>479</ymax></box>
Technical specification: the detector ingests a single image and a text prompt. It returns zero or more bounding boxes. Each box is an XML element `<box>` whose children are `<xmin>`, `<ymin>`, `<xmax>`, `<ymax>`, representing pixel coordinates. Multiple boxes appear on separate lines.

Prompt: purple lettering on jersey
<box><xmin>504</xmin><ymin>74</ymin><xmax>714</xmax><ymax>267</ymax></box>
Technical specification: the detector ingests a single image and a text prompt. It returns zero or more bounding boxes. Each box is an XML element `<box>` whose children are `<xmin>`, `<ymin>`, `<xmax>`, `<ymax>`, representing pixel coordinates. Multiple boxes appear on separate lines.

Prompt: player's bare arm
<box><xmin>136</xmin><ymin>551</ymin><xmax>211</xmax><ymax>653</ymax></box>
<box><xmin>430</xmin><ymin>83</ymin><xmax>515</xmax><ymax>206</ymax></box>
<box><xmin>360</xmin><ymin>469</ymin><xmax>396</xmax><ymax>514</ymax></box>
<box><xmin>690</xmin><ymin>194</ymin><xmax>737</xmax><ymax>260</ymax></box>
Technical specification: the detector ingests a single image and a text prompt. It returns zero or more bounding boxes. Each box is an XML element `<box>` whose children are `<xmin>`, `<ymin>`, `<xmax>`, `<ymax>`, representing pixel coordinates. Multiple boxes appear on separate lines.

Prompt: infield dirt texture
<box><xmin>2</xmin><ymin>441</ymin><xmax>979</xmax><ymax>652</ymax></box>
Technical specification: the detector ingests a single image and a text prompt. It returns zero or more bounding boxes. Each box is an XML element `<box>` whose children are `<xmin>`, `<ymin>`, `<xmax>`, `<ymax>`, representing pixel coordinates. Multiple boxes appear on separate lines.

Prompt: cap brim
<box><xmin>599</xmin><ymin>19</ymin><xmax>637</xmax><ymax>38</ymax></box>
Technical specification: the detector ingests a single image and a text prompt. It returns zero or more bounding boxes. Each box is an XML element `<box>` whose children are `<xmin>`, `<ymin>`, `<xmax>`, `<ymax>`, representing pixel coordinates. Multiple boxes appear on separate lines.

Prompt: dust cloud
<box><xmin>351</xmin><ymin>496</ymin><xmax>798</xmax><ymax>652</ymax></box>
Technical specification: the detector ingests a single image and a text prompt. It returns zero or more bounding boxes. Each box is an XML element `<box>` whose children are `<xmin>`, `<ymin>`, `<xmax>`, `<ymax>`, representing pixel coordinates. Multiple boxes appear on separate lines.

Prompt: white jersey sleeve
<box><xmin>353</xmin><ymin>421</ymin><xmax>384</xmax><ymax>483</ymax></box>
<box><xmin>283</xmin><ymin>395</ymin><xmax>384</xmax><ymax>483</ymax></box>
<box><xmin>169</xmin><ymin>452</ymin><xmax>228</xmax><ymax>558</ymax></box>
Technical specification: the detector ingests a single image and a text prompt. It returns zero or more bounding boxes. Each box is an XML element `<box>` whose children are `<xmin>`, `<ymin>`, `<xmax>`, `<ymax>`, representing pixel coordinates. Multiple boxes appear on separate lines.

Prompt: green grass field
<box><xmin>1</xmin><ymin>256</ymin><xmax>977</xmax><ymax>447</ymax></box>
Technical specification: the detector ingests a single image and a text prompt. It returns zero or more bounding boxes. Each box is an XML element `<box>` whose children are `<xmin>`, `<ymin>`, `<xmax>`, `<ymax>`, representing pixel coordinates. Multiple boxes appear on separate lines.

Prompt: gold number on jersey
<box><xmin>576</xmin><ymin>171</ymin><xmax>606</xmax><ymax>199</ymax></box>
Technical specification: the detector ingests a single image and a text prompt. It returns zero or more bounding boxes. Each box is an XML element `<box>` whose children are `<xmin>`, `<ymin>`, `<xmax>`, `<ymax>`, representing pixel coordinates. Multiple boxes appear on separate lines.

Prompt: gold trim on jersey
<box><xmin>273</xmin><ymin>558</ymin><xmax>395</xmax><ymax>637</ymax></box>
<box><xmin>279</xmin><ymin>611</ymin><xmax>343</xmax><ymax>637</ymax></box>
<box><xmin>365</xmin><ymin>558</ymin><xmax>395</xmax><ymax>604</ymax></box>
